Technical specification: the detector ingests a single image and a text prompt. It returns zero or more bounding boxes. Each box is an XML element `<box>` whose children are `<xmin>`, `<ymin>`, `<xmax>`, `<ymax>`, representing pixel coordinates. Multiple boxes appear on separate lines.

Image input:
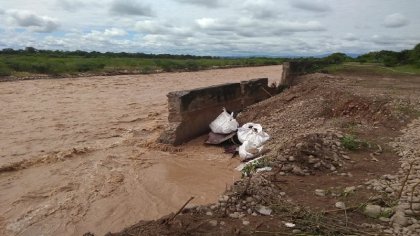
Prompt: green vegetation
<box><xmin>322</xmin><ymin>62</ymin><xmax>420</xmax><ymax>76</ymax></box>
<box><xmin>1</xmin><ymin>43</ymin><xmax>420</xmax><ymax>78</ymax></box>
<box><xmin>241</xmin><ymin>158</ymin><xmax>270</xmax><ymax>177</ymax></box>
<box><xmin>0</xmin><ymin>47</ymin><xmax>284</xmax><ymax>78</ymax></box>
<box><xmin>288</xmin><ymin>52</ymin><xmax>353</xmax><ymax>75</ymax></box>
<box><xmin>357</xmin><ymin>43</ymin><xmax>420</xmax><ymax>67</ymax></box>
<box><xmin>293</xmin><ymin>43</ymin><xmax>420</xmax><ymax>76</ymax></box>
<box><xmin>340</xmin><ymin>135</ymin><xmax>369</xmax><ymax>151</ymax></box>
<box><xmin>323</xmin><ymin>43</ymin><xmax>420</xmax><ymax>76</ymax></box>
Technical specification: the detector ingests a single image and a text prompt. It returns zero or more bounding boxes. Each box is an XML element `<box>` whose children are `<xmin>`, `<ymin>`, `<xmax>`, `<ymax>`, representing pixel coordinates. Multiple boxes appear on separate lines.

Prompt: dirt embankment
<box><xmin>0</xmin><ymin>66</ymin><xmax>283</xmax><ymax>236</ymax></box>
<box><xmin>108</xmin><ymin>73</ymin><xmax>420</xmax><ymax>236</ymax></box>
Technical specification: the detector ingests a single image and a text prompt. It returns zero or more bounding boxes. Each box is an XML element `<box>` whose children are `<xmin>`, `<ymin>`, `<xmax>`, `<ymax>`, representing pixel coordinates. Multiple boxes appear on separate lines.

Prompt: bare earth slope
<box><xmin>0</xmin><ymin>66</ymin><xmax>283</xmax><ymax>236</ymax></box>
<box><xmin>109</xmin><ymin>73</ymin><xmax>420</xmax><ymax>236</ymax></box>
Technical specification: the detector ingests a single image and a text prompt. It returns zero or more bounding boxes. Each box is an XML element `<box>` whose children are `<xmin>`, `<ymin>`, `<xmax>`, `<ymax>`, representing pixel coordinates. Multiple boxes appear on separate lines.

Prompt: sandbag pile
<box><xmin>208</xmin><ymin>108</ymin><xmax>270</xmax><ymax>160</ymax></box>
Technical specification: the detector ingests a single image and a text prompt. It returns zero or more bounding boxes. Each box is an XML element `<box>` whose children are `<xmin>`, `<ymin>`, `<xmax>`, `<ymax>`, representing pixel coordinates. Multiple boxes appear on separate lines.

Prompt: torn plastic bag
<box><xmin>239</xmin><ymin>140</ymin><xmax>264</xmax><ymax>160</ymax></box>
<box><xmin>237</xmin><ymin>123</ymin><xmax>270</xmax><ymax>146</ymax></box>
<box><xmin>209</xmin><ymin>108</ymin><xmax>239</xmax><ymax>134</ymax></box>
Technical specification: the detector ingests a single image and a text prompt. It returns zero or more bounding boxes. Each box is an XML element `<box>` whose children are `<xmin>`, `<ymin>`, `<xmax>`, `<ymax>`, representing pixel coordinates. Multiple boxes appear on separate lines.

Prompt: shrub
<box><xmin>140</xmin><ymin>66</ymin><xmax>154</xmax><ymax>74</ymax></box>
<box><xmin>340</xmin><ymin>135</ymin><xmax>369</xmax><ymax>150</ymax></box>
<box><xmin>185</xmin><ymin>60</ymin><xmax>200</xmax><ymax>71</ymax></box>
<box><xmin>0</xmin><ymin>63</ymin><xmax>12</xmax><ymax>76</ymax></box>
<box><xmin>74</xmin><ymin>62</ymin><xmax>105</xmax><ymax>72</ymax></box>
<box><xmin>383</xmin><ymin>56</ymin><xmax>398</xmax><ymax>67</ymax></box>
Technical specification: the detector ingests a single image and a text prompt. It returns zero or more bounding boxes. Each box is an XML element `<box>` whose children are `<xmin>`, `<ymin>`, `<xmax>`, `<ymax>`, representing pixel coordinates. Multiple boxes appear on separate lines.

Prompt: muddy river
<box><xmin>0</xmin><ymin>65</ymin><xmax>283</xmax><ymax>235</ymax></box>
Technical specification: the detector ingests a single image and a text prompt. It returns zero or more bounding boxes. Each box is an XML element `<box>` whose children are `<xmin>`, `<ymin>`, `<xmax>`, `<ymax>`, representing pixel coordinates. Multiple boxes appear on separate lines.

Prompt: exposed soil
<box><xmin>107</xmin><ymin>73</ymin><xmax>420</xmax><ymax>236</ymax></box>
<box><xmin>0</xmin><ymin>66</ymin><xmax>283</xmax><ymax>236</ymax></box>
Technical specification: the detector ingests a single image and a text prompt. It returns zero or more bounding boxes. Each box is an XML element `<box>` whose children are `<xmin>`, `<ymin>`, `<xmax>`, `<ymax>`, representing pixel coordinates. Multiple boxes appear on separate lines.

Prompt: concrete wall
<box><xmin>159</xmin><ymin>63</ymin><xmax>293</xmax><ymax>145</ymax></box>
<box><xmin>159</xmin><ymin>78</ymin><xmax>272</xmax><ymax>145</ymax></box>
<box><xmin>279</xmin><ymin>62</ymin><xmax>292</xmax><ymax>86</ymax></box>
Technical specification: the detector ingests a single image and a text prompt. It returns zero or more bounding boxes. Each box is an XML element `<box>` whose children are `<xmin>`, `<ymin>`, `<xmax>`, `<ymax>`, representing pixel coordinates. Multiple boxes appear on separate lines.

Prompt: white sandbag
<box><xmin>237</xmin><ymin>123</ymin><xmax>270</xmax><ymax>146</ymax></box>
<box><xmin>209</xmin><ymin>108</ymin><xmax>239</xmax><ymax>134</ymax></box>
<box><xmin>239</xmin><ymin>140</ymin><xmax>264</xmax><ymax>160</ymax></box>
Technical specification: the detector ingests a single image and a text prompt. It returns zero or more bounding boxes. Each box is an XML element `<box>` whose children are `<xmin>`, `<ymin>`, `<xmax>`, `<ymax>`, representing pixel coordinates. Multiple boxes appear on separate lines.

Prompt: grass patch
<box><xmin>340</xmin><ymin>135</ymin><xmax>369</xmax><ymax>151</ymax></box>
<box><xmin>0</xmin><ymin>62</ymin><xmax>12</xmax><ymax>76</ymax></box>
<box><xmin>322</xmin><ymin>62</ymin><xmax>420</xmax><ymax>77</ymax></box>
<box><xmin>241</xmin><ymin>158</ymin><xmax>270</xmax><ymax>177</ymax></box>
<box><xmin>0</xmin><ymin>54</ymin><xmax>285</xmax><ymax>78</ymax></box>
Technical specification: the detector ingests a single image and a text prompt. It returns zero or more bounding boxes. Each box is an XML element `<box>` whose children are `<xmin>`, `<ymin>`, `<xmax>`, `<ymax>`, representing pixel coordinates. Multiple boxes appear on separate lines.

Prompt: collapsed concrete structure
<box><xmin>159</xmin><ymin>63</ymin><xmax>293</xmax><ymax>145</ymax></box>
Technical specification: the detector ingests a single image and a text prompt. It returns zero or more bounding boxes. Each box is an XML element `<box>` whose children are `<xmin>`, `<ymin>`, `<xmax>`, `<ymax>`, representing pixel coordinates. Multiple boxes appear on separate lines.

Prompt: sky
<box><xmin>0</xmin><ymin>0</ymin><xmax>419</xmax><ymax>56</ymax></box>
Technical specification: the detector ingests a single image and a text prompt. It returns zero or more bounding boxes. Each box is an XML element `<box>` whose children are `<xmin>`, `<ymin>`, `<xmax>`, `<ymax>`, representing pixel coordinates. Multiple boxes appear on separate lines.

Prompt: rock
<box><xmin>229</xmin><ymin>212</ymin><xmax>241</xmax><ymax>218</ymax></box>
<box><xmin>256</xmin><ymin>167</ymin><xmax>272</xmax><ymax>173</ymax></box>
<box><xmin>242</xmin><ymin>220</ymin><xmax>250</xmax><ymax>226</ymax></box>
<box><xmin>209</xmin><ymin>220</ymin><xmax>218</xmax><ymax>227</ymax></box>
<box><xmin>364</xmin><ymin>204</ymin><xmax>382</xmax><ymax>218</ymax></box>
<box><xmin>206</xmin><ymin>211</ymin><xmax>213</xmax><ymax>216</ymax></box>
<box><xmin>344</xmin><ymin>186</ymin><xmax>356</xmax><ymax>194</ymax></box>
<box><xmin>280</xmin><ymin>192</ymin><xmax>286</xmax><ymax>196</ymax></box>
<box><xmin>296</xmin><ymin>143</ymin><xmax>304</xmax><ymax>149</ymax></box>
<box><xmin>308</xmin><ymin>155</ymin><xmax>318</xmax><ymax>164</ymax></box>
<box><xmin>411</xmin><ymin>203</ymin><xmax>420</xmax><ymax>210</ymax></box>
<box><xmin>292</xmin><ymin>166</ymin><xmax>305</xmax><ymax>175</ymax></box>
<box><xmin>288</xmin><ymin>156</ymin><xmax>295</xmax><ymax>162</ymax></box>
<box><xmin>292</xmin><ymin>229</ymin><xmax>302</xmax><ymax>234</ymax></box>
<box><xmin>335</xmin><ymin>202</ymin><xmax>346</xmax><ymax>209</ymax></box>
<box><xmin>410</xmin><ymin>223</ymin><xmax>420</xmax><ymax>230</ymax></box>
<box><xmin>342</xmin><ymin>155</ymin><xmax>350</xmax><ymax>160</ymax></box>
<box><xmin>404</xmin><ymin>209</ymin><xmax>418</xmax><ymax>216</ymax></box>
<box><xmin>315</xmin><ymin>189</ymin><xmax>326</xmax><ymax>197</ymax></box>
<box><xmin>219</xmin><ymin>195</ymin><xmax>229</xmax><ymax>202</ymax></box>
<box><xmin>379</xmin><ymin>217</ymin><xmax>391</xmax><ymax>222</ymax></box>
<box><xmin>392</xmin><ymin>211</ymin><xmax>409</xmax><ymax>227</ymax></box>
<box><xmin>285</xmin><ymin>222</ymin><xmax>296</xmax><ymax>228</ymax></box>
<box><xmin>383</xmin><ymin>229</ymin><xmax>393</xmax><ymax>234</ymax></box>
<box><xmin>257</xmin><ymin>205</ymin><xmax>272</xmax><ymax>216</ymax></box>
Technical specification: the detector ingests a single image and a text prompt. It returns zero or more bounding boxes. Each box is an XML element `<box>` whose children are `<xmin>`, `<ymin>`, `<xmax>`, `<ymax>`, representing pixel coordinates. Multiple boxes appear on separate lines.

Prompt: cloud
<box><xmin>343</xmin><ymin>33</ymin><xmax>357</xmax><ymax>41</ymax></box>
<box><xmin>81</xmin><ymin>28</ymin><xmax>128</xmax><ymax>46</ymax></box>
<box><xmin>274</xmin><ymin>20</ymin><xmax>325</xmax><ymax>33</ymax></box>
<box><xmin>384</xmin><ymin>13</ymin><xmax>409</xmax><ymax>28</ymax></box>
<box><xmin>135</xmin><ymin>20</ymin><xmax>193</xmax><ymax>36</ymax></box>
<box><xmin>242</xmin><ymin>0</ymin><xmax>280</xmax><ymax>19</ymax></box>
<box><xmin>110</xmin><ymin>0</ymin><xmax>153</xmax><ymax>16</ymax></box>
<box><xmin>196</xmin><ymin>18</ymin><xmax>219</xmax><ymax>29</ymax></box>
<box><xmin>135</xmin><ymin>20</ymin><xmax>167</xmax><ymax>34</ymax></box>
<box><xmin>370</xmin><ymin>34</ymin><xmax>417</xmax><ymax>46</ymax></box>
<box><xmin>56</xmin><ymin>0</ymin><xmax>85</xmax><ymax>12</ymax></box>
<box><xmin>7</xmin><ymin>10</ymin><xmax>60</xmax><ymax>33</ymax></box>
<box><xmin>195</xmin><ymin>17</ymin><xmax>325</xmax><ymax>37</ymax></box>
<box><xmin>103</xmin><ymin>28</ymin><xmax>127</xmax><ymax>37</ymax></box>
<box><xmin>1</xmin><ymin>0</ymin><xmax>419</xmax><ymax>56</ymax></box>
<box><xmin>174</xmin><ymin>0</ymin><xmax>221</xmax><ymax>8</ymax></box>
<box><xmin>290</xmin><ymin>0</ymin><xmax>331</xmax><ymax>12</ymax></box>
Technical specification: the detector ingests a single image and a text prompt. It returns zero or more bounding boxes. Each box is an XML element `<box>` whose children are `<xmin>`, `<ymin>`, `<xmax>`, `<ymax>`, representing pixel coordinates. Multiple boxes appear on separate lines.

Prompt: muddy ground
<box><xmin>0</xmin><ymin>66</ymin><xmax>283</xmax><ymax>236</ymax></box>
<box><xmin>107</xmin><ymin>73</ymin><xmax>420</xmax><ymax>236</ymax></box>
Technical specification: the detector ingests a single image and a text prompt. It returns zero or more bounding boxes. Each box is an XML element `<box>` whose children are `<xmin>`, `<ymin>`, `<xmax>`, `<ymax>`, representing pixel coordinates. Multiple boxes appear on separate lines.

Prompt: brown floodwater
<box><xmin>0</xmin><ymin>65</ymin><xmax>283</xmax><ymax>235</ymax></box>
